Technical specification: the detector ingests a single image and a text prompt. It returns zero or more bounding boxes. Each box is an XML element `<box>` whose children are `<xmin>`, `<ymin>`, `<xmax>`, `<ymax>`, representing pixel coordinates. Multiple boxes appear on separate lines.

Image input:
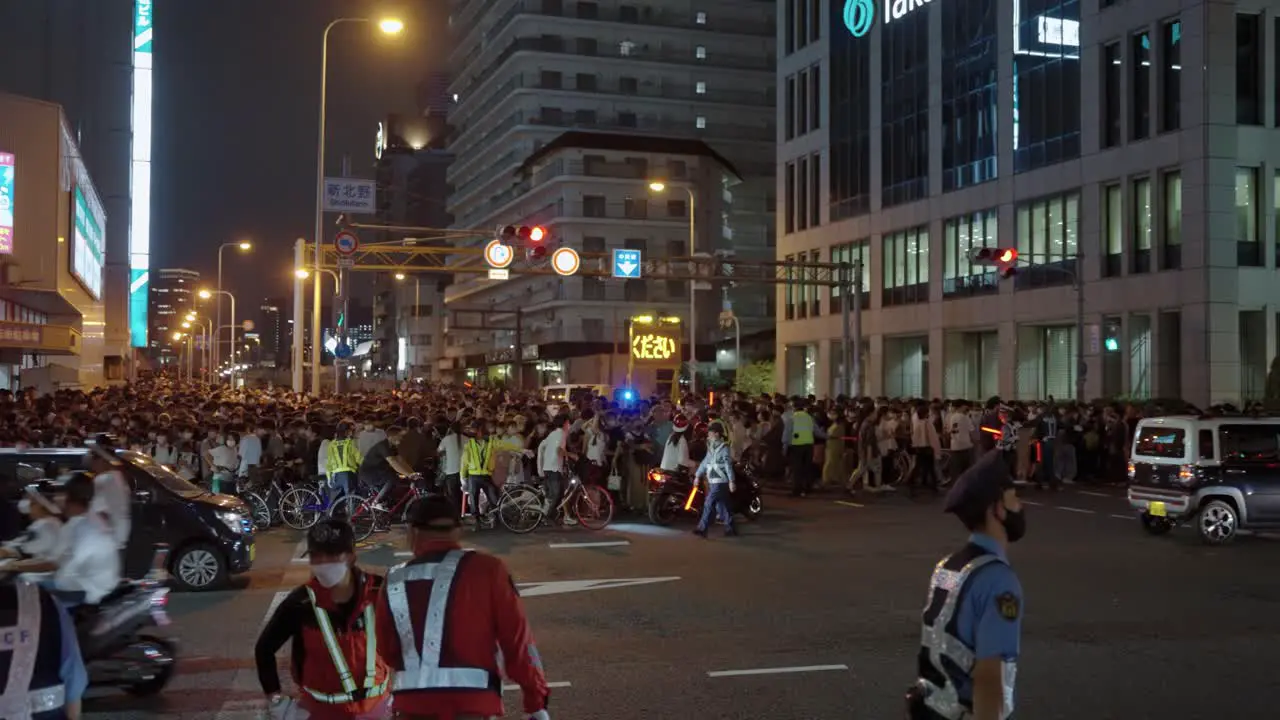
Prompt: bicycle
<box><xmin>237</xmin><ymin>462</ymin><xmax>299</xmax><ymax>529</ymax></box>
<box><xmin>279</xmin><ymin>479</ymin><xmax>367</xmax><ymax>530</ymax></box>
<box><xmin>498</xmin><ymin>469</ymin><xmax>615</xmax><ymax>534</ymax></box>
<box><xmin>338</xmin><ymin>474</ymin><xmax>431</xmax><ymax>542</ymax></box>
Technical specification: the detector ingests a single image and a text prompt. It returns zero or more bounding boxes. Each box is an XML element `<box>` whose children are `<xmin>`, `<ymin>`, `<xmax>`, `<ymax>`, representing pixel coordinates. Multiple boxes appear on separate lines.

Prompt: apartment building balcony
<box><xmin>454</xmin><ymin>0</ymin><xmax>773</xmax><ymax>60</ymax></box>
<box><xmin>453</xmin><ymin>36</ymin><xmax>774</xmax><ymax>108</ymax></box>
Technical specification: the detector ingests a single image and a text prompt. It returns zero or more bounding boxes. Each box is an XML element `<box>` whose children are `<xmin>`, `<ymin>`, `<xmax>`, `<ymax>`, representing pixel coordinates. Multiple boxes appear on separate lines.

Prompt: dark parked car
<box><xmin>0</xmin><ymin>446</ymin><xmax>255</xmax><ymax>590</ymax></box>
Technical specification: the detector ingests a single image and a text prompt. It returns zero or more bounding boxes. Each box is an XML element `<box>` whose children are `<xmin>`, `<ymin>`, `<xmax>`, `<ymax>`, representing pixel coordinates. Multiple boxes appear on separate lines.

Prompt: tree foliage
<box><xmin>733</xmin><ymin>360</ymin><xmax>776</xmax><ymax>396</ymax></box>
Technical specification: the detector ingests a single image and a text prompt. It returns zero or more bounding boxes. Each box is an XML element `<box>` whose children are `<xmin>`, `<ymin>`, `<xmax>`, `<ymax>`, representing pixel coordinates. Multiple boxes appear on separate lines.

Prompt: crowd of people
<box><xmin>0</xmin><ymin>379</ymin><xmax>1164</xmax><ymax>510</ymax></box>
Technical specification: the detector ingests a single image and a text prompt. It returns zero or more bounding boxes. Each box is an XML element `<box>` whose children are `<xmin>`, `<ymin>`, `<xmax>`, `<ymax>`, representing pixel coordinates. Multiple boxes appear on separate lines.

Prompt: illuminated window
<box><xmin>696</xmin><ymin>11</ymin><xmax>706</xmax><ymax>24</ymax></box>
<box><xmin>1163</xmin><ymin>171</ymin><xmax>1181</xmax><ymax>270</ymax></box>
<box><xmin>1237</xmin><ymin>167</ymin><xmax>1261</xmax><ymax>266</ymax></box>
<box><xmin>696</xmin><ymin>81</ymin><xmax>706</xmax><ymax>94</ymax></box>
<box><xmin>695</xmin><ymin>116</ymin><xmax>706</xmax><ymax>129</ymax></box>
<box><xmin>881</xmin><ymin>226</ymin><xmax>929</xmax><ymax>306</ymax></box>
<box><xmin>695</xmin><ymin>45</ymin><xmax>706</xmax><ymax>59</ymax></box>
<box><xmin>1131</xmin><ymin>177</ymin><xmax>1151</xmax><ymax>273</ymax></box>
<box><xmin>1014</xmin><ymin>191</ymin><xmax>1079</xmax><ymax>290</ymax></box>
<box><xmin>1103</xmin><ymin>184</ymin><xmax>1122</xmax><ymax>277</ymax></box>
<box><xmin>942</xmin><ymin>209</ymin><xmax>998</xmax><ymax>298</ymax></box>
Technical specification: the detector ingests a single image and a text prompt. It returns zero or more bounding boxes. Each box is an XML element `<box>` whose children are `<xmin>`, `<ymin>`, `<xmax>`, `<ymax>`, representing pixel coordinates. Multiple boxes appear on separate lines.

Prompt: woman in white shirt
<box><xmin>208</xmin><ymin>432</ymin><xmax>240</xmax><ymax>495</ymax></box>
<box><xmin>659</xmin><ymin>415</ymin><xmax>696</xmax><ymax>473</ymax></box>
<box><xmin>152</xmin><ymin>432</ymin><xmax>180</xmax><ymax>466</ymax></box>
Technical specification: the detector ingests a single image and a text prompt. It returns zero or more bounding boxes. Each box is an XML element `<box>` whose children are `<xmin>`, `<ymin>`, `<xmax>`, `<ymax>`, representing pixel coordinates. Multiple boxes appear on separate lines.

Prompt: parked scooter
<box><xmin>646</xmin><ymin>466</ymin><xmax>763</xmax><ymax>525</ymax></box>
<box><xmin>78</xmin><ymin>547</ymin><xmax>177</xmax><ymax>696</ymax></box>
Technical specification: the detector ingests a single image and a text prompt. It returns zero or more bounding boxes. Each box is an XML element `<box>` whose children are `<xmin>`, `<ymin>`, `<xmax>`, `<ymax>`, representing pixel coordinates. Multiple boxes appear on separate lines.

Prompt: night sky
<box><xmin>151</xmin><ymin>0</ymin><xmax>437</xmax><ymax>317</ymax></box>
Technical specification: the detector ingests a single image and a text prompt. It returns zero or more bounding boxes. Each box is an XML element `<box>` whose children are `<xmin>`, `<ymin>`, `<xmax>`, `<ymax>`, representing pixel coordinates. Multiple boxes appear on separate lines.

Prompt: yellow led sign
<box><xmin>631</xmin><ymin>333</ymin><xmax>678</xmax><ymax>361</ymax></box>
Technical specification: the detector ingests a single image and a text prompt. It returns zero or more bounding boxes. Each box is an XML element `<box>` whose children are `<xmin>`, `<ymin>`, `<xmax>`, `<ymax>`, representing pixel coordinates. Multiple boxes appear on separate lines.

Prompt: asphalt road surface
<box><xmin>83</xmin><ymin>484</ymin><xmax>1280</xmax><ymax>719</ymax></box>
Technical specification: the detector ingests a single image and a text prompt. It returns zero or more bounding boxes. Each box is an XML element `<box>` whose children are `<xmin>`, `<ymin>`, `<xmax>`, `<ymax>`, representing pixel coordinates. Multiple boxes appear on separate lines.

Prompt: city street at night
<box><xmin>81</xmin><ymin>487</ymin><xmax>1280</xmax><ymax>720</ymax></box>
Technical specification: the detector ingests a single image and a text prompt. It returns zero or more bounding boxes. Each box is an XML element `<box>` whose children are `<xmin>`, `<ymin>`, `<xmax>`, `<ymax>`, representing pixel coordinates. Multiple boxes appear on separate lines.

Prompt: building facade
<box><xmin>0</xmin><ymin>94</ymin><xmax>109</xmax><ymax>390</ymax></box>
<box><xmin>0</xmin><ymin>0</ymin><xmax>138</xmax><ymax>376</ymax></box>
<box><xmin>444</xmin><ymin>0</ymin><xmax>777</xmax><ymax>388</ymax></box>
<box><xmin>259</xmin><ymin>298</ymin><xmax>283</xmax><ymax>368</ymax></box>
<box><xmin>148</xmin><ymin>267</ymin><xmax>198</xmax><ymax>365</ymax></box>
<box><xmin>778</xmin><ymin>0</ymin><xmax>1280</xmax><ymax>406</ymax></box>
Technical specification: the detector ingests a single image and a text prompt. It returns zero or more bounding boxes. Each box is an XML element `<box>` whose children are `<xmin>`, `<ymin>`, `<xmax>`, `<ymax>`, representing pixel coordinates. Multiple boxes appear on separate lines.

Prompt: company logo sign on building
<box><xmin>846</xmin><ymin>0</ymin><xmax>944</xmax><ymax>36</ymax></box>
<box><xmin>0</xmin><ymin>153</ymin><xmax>13</xmax><ymax>254</ymax></box>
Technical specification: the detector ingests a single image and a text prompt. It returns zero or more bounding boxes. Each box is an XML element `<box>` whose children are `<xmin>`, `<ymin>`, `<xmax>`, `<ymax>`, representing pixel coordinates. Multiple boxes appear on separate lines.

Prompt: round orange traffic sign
<box><xmin>484</xmin><ymin>239</ymin><xmax>514</xmax><ymax>269</ymax></box>
<box><xmin>551</xmin><ymin>247</ymin><xmax>580</xmax><ymax>276</ymax></box>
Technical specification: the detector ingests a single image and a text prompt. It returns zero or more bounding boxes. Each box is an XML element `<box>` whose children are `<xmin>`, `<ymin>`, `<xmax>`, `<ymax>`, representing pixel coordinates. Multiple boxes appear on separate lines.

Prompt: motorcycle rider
<box><xmin>0</xmin><ymin>577</ymin><xmax>89</xmax><ymax>720</ymax></box>
<box><xmin>1</xmin><ymin>488</ymin><xmax>64</xmax><ymax>562</ymax></box>
<box><xmin>374</xmin><ymin>494</ymin><xmax>551</xmax><ymax>720</ymax></box>
<box><xmin>6</xmin><ymin>472</ymin><xmax>121</xmax><ymax>607</ymax></box>
<box><xmin>693</xmin><ymin>421</ymin><xmax>737</xmax><ymax>538</ymax></box>
<box><xmin>255</xmin><ymin>519</ymin><xmax>392</xmax><ymax>720</ymax></box>
<box><xmin>86</xmin><ymin>450</ymin><xmax>131</xmax><ymax>550</ymax></box>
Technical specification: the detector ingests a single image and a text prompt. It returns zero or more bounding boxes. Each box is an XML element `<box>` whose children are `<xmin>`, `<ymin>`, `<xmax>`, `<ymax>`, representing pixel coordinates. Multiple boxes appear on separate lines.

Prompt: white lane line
<box><xmin>1021</xmin><ymin>500</ymin><xmax>1044</xmax><ymax>506</ymax></box>
<box><xmin>708</xmin><ymin>664</ymin><xmax>849</xmax><ymax>678</ymax></box>
<box><xmin>548</xmin><ymin>541</ymin><xmax>630</xmax><ymax>549</ymax></box>
<box><xmin>1057</xmin><ymin>506</ymin><xmax>1095</xmax><ymax>514</ymax></box>
<box><xmin>290</xmin><ymin>537</ymin><xmax>309</xmax><ymax>563</ymax></box>
<box><xmin>504</xmin><ymin>681</ymin><xmax>572</xmax><ymax>692</ymax></box>
<box><xmin>834</xmin><ymin>500</ymin><xmax>864</xmax><ymax>508</ymax></box>
<box><xmin>1078</xmin><ymin>491</ymin><xmax>1113</xmax><ymax>498</ymax></box>
<box><xmin>1110</xmin><ymin>513</ymin><xmax>1134</xmax><ymax>520</ymax></box>
<box><xmin>214</xmin><ymin>591</ymin><xmax>291</xmax><ymax>720</ymax></box>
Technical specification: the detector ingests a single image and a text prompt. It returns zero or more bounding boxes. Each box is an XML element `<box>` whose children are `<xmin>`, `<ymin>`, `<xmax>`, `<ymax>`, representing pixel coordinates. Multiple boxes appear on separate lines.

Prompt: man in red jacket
<box><xmin>374</xmin><ymin>495</ymin><xmax>550</xmax><ymax>720</ymax></box>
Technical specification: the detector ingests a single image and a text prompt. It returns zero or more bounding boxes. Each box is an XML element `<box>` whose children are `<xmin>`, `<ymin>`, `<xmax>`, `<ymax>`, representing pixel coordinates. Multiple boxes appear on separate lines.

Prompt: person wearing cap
<box><xmin>0</xmin><ymin>488</ymin><xmax>64</xmax><ymax>563</ymax></box>
<box><xmin>907</xmin><ymin>450</ymin><xmax>1025</xmax><ymax>720</ymax></box>
<box><xmin>255</xmin><ymin>518</ymin><xmax>392</xmax><ymax>720</ymax></box>
<box><xmin>374</xmin><ymin>495</ymin><xmax>551</xmax><ymax>720</ymax></box>
<box><xmin>693</xmin><ymin>421</ymin><xmax>737</xmax><ymax>538</ymax></box>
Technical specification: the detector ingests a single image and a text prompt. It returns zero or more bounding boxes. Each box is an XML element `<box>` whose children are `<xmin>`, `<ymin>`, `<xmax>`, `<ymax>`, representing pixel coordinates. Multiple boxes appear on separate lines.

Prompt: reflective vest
<box><xmin>791</xmin><ymin>411</ymin><xmax>815</xmax><ymax>446</ymax></box>
<box><xmin>914</xmin><ymin>545</ymin><xmax>1015</xmax><ymax>720</ymax></box>
<box><xmin>302</xmin><ymin>586</ymin><xmax>388</xmax><ymax>704</ymax></box>
<box><xmin>385</xmin><ymin>549</ymin><xmax>500</xmax><ymax>694</ymax></box>
<box><xmin>327</xmin><ymin>439</ymin><xmax>361</xmax><ymax>474</ymax></box>
<box><xmin>0</xmin><ymin>582</ymin><xmax>66</xmax><ymax>720</ymax></box>
<box><xmin>462</xmin><ymin>438</ymin><xmax>496</xmax><ymax>476</ymax></box>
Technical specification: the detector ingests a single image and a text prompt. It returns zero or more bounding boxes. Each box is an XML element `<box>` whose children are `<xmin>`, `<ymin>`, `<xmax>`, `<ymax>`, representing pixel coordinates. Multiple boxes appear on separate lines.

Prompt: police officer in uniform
<box><xmin>0</xmin><ymin>577</ymin><xmax>89</xmax><ymax>720</ymax></box>
<box><xmin>783</xmin><ymin>398</ymin><xmax>823</xmax><ymax>497</ymax></box>
<box><xmin>907</xmin><ymin>449</ymin><xmax>1025</xmax><ymax>720</ymax></box>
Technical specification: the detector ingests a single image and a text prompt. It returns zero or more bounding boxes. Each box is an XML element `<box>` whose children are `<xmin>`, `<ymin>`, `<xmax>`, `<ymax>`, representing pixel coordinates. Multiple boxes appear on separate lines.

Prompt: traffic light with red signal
<box><xmin>499</xmin><ymin>225</ymin><xmax>549</xmax><ymax>261</ymax></box>
<box><xmin>971</xmin><ymin>247</ymin><xmax>1019</xmax><ymax>278</ymax></box>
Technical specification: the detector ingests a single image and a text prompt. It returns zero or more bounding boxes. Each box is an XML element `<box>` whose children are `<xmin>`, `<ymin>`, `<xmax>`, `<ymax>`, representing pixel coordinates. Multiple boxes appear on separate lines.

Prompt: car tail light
<box><xmin>1176</xmin><ymin>464</ymin><xmax>1196</xmax><ymax>484</ymax></box>
<box><xmin>1127</xmin><ymin>462</ymin><xmax>1135</xmax><ymax>479</ymax></box>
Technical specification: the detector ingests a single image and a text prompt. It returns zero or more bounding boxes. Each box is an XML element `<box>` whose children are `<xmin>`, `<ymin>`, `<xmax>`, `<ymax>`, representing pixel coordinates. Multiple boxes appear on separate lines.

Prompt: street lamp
<box><xmin>216</xmin><ymin>240</ymin><xmax>252</xmax><ymax>371</ymax></box>
<box><xmin>394</xmin><ymin>272</ymin><xmax>406</xmax><ymax>281</ymax></box>
<box><xmin>647</xmin><ymin>180</ymin><xmax>698</xmax><ymax>396</ymax></box>
<box><xmin>313</xmin><ymin>15</ymin><xmax>405</xmax><ymax>396</ymax></box>
<box><xmin>296</xmin><ymin>267</ymin><xmax>342</xmax><ymax>296</ymax></box>
<box><xmin>199</xmin><ymin>288</ymin><xmax>238</xmax><ymax>387</ymax></box>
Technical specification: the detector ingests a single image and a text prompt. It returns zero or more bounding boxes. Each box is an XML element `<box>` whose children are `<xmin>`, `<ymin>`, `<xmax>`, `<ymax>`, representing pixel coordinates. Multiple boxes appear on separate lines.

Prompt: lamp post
<box><xmin>172</xmin><ymin>332</ymin><xmax>186</xmax><ymax>380</ymax></box>
<box><xmin>200</xmin><ymin>289</ymin><xmax>236</xmax><ymax>388</ymax></box>
<box><xmin>215</xmin><ymin>241</ymin><xmax>251</xmax><ymax>372</ymax></box>
<box><xmin>647</xmin><ymin>181</ymin><xmax>698</xmax><ymax>397</ymax></box>
<box><xmin>312</xmin><ymin>16</ymin><xmax>404</xmax><ymax>396</ymax></box>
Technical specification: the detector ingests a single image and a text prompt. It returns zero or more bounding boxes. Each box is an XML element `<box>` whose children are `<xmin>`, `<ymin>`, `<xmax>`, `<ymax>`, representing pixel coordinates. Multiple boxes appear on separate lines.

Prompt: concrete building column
<box><xmin>927</xmin><ymin>0</ymin><xmax>943</xmax><ymax>200</ymax></box>
<box><xmin>928</xmin><ymin>327</ymin><xmax>945</xmax><ymax>400</ymax></box>
<box><xmin>998</xmin><ymin>320</ymin><xmax>1017</xmax><ymax>399</ymax></box>
<box><xmin>817</xmin><ymin>338</ymin><xmax>833</xmax><ymax>398</ymax></box>
<box><xmin>868</xmin><ymin>333</ymin><xmax>885</xmax><ymax>397</ymax></box>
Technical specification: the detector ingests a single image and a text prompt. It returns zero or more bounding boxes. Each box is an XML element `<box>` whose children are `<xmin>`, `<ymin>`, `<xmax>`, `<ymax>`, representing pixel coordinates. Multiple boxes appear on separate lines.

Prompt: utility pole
<box><xmin>292</xmin><ymin>238</ymin><xmax>306</xmax><ymax>393</ymax></box>
<box><xmin>839</xmin><ymin>259</ymin><xmax>863</xmax><ymax>398</ymax></box>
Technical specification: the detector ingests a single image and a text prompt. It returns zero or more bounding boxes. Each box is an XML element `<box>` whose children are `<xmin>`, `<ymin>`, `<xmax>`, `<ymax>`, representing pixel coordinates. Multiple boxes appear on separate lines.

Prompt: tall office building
<box><xmin>442</xmin><ymin>0</ymin><xmax>776</xmax><ymax>388</ymax></box>
<box><xmin>777</xmin><ymin>0</ymin><xmax>1280</xmax><ymax>406</ymax></box>
<box><xmin>148</xmin><ymin>268</ymin><xmax>199</xmax><ymax>365</ymax></box>
<box><xmin>0</xmin><ymin>0</ymin><xmax>146</xmax><ymax>378</ymax></box>
<box><xmin>259</xmin><ymin>299</ymin><xmax>284</xmax><ymax>368</ymax></box>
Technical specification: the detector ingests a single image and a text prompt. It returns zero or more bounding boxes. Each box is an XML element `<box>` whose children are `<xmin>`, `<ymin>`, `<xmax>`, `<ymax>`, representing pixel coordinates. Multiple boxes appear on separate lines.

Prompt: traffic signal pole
<box><xmin>996</xmin><ymin>250</ymin><xmax>1086</xmax><ymax>404</ymax></box>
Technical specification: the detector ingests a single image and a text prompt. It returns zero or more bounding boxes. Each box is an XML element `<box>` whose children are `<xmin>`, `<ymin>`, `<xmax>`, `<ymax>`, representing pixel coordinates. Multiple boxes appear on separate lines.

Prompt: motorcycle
<box><xmin>646</xmin><ymin>465</ymin><xmax>763</xmax><ymax>525</ymax></box>
<box><xmin>78</xmin><ymin>547</ymin><xmax>178</xmax><ymax>696</ymax></box>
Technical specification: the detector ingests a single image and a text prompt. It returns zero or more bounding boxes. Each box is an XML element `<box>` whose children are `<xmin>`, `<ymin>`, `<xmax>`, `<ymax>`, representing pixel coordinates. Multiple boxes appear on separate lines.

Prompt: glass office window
<box><xmin>1237</xmin><ymin>15</ymin><xmax>1261</xmax><ymax>125</ymax></box>
<box><xmin>1163</xmin><ymin>171</ymin><xmax>1181</xmax><ymax>270</ymax></box>
<box><xmin>1015</xmin><ymin>191</ymin><xmax>1080</xmax><ymax>289</ymax></box>
<box><xmin>1012</xmin><ymin>0</ymin><xmax>1081</xmax><ymax>172</ymax></box>
<box><xmin>1102</xmin><ymin>42</ymin><xmax>1121</xmax><ymax>148</ymax></box>
<box><xmin>1131</xmin><ymin>32</ymin><xmax>1151</xmax><ymax>140</ymax></box>
<box><xmin>881</xmin><ymin>9</ymin><xmax>930</xmax><ymax>206</ymax></box>
<box><xmin>882</xmin><ymin>227</ymin><xmax>929</xmax><ymax>306</ymax></box>
<box><xmin>829</xmin><ymin>0</ymin><xmax>872</xmax><ymax>220</ymax></box>
<box><xmin>1103</xmin><ymin>183</ymin><xmax>1122</xmax><ymax>277</ymax></box>
<box><xmin>1160</xmin><ymin>20</ymin><xmax>1181</xmax><ymax>132</ymax></box>
<box><xmin>1132</xmin><ymin>177</ymin><xmax>1152</xmax><ymax>273</ymax></box>
<box><xmin>942</xmin><ymin>210</ymin><xmax>999</xmax><ymax>298</ymax></box>
<box><xmin>1237</xmin><ymin>167</ymin><xmax>1260</xmax><ymax>266</ymax></box>
<box><xmin>941</xmin><ymin>0</ymin><xmax>998</xmax><ymax>191</ymax></box>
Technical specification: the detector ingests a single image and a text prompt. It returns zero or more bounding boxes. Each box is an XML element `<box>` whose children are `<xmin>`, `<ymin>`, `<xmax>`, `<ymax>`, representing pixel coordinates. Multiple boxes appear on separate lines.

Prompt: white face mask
<box><xmin>311</xmin><ymin>561</ymin><xmax>349</xmax><ymax>588</ymax></box>
<box><xmin>17</xmin><ymin>498</ymin><xmax>30</xmax><ymax>515</ymax></box>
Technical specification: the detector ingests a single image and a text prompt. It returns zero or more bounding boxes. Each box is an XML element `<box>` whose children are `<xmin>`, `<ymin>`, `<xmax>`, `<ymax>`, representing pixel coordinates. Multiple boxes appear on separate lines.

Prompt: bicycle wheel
<box><xmin>244</xmin><ymin>492</ymin><xmax>272</xmax><ymax>529</ymax></box>
<box><xmin>498</xmin><ymin>486</ymin><xmax>546</xmax><ymax>534</ymax></box>
<box><xmin>574</xmin><ymin>484</ymin><xmax>615</xmax><ymax>531</ymax></box>
<box><xmin>279</xmin><ymin>487</ymin><xmax>323</xmax><ymax>530</ymax></box>
<box><xmin>334</xmin><ymin>495</ymin><xmax>378</xmax><ymax>542</ymax></box>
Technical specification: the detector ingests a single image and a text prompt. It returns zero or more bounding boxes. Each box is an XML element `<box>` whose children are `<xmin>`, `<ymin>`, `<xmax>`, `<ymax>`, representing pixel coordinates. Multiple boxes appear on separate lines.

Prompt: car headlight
<box><xmin>215</xmin><ymin>510</ymin><xmax>245</xmax><ymax>535</ymax></box>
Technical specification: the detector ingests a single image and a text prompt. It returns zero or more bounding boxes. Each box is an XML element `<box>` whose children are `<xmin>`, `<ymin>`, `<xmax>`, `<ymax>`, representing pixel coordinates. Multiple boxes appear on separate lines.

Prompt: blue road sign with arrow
<box><xmin>612</xmin><ymin>248</ymin><xmax>642</xmax><ymax>279</ymax></box>
<box><xmin>334</xmin><ymin>341</ymin><xmax>354</xmax><ymax>359</ymax></box>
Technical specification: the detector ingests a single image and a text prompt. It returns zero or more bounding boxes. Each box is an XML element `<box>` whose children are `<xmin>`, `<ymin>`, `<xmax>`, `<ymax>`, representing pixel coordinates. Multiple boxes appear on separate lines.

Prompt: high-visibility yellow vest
<box><xmin>327</xmin><ymin>438</ymin><xmax>362</xmax><ymax>474</ymax></box>
<box><xmin>462</xmin><ymin>438</ymin><xmax>496</xmax><ymax>476</ymax></box>
<box><xmin>791</xmin><ymin>411</ymin><xmax>815</xmax><ymax>446</ymax></box>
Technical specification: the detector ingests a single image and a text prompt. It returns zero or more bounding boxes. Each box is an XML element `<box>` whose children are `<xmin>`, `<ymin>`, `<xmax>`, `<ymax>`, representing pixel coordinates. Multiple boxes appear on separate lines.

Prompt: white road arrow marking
<box><xmin>517</xmin><ymin>576</ymin><xmax>680</xmax><ymax>597</ymax></box>
<box><xmin>617</xmin><ymin>261</ymin><xmax>638</xmax><ymax>275</ymax></box>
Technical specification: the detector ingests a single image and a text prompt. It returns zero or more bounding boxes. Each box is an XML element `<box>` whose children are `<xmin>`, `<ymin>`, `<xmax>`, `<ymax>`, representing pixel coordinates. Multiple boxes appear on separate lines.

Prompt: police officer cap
<box><xmin>943</xmin><ymin>450</ymin><xmax>1014</xmax><ymax>515</ymax></box>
